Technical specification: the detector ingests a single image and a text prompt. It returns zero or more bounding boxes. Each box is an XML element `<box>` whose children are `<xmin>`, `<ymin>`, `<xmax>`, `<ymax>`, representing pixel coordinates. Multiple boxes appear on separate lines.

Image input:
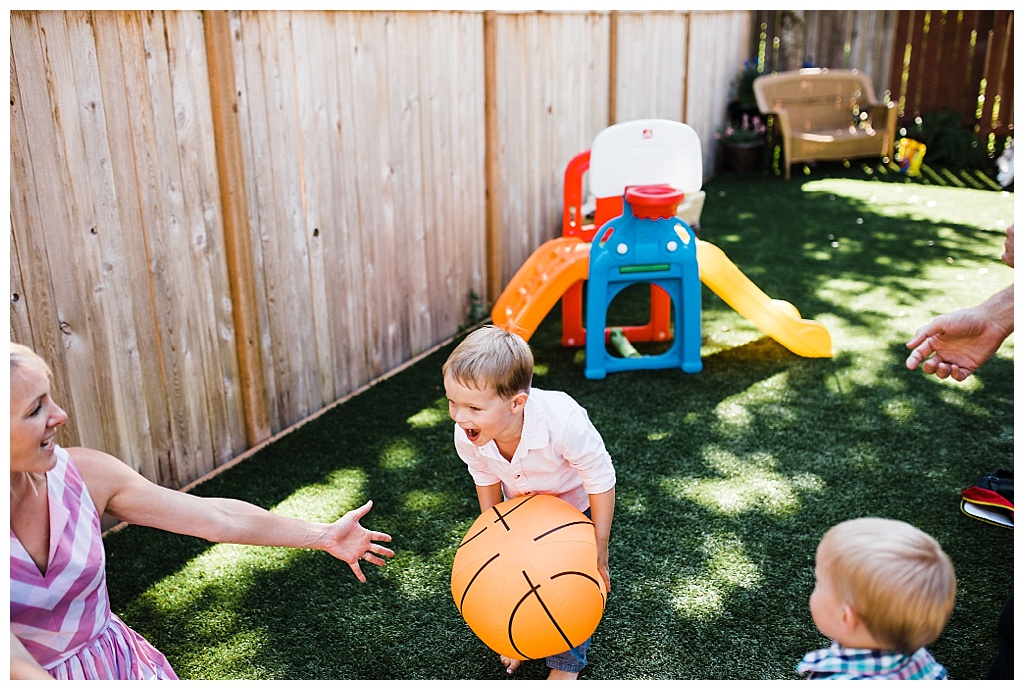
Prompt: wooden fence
<box><xmin>9</xmin><ymin>10</ymin><xmax>753</xmax><ymax>490</ymax></box>
<box><xmin>12</xmin><ymin>10</ymin><xmax>1011</xmax><ymax>493</ymax></box>
<box><xmin>755</xmin><ymin>10</ymin><xmax>1014</xmax><ymax>141</ymax></box>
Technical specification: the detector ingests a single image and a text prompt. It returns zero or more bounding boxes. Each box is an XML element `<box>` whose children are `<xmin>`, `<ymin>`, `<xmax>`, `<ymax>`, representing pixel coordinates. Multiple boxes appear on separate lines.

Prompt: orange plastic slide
<box><xmin>696</xmin><ymin>240</ymin><xmax>833</xmax><ymax>358</ymax></box>
<box><xmin>491</xmin><ymin>237</ymin><xmax>832</xmax><ymax>358</ymax></box>
<box><xmin>491</xmin><ymin>237</ymin><xmax>590</xmax><ymax>341</ymax></box>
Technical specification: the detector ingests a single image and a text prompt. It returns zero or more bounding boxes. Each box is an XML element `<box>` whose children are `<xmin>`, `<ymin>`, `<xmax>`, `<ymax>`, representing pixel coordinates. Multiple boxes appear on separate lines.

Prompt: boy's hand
<box><xmin>598</xmin><ymin>548</ymin><xmax>611</xmax><ymax>593</ymax></box>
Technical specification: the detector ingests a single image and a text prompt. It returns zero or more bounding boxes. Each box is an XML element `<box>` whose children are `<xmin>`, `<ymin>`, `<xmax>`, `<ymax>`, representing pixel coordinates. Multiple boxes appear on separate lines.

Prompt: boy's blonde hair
<box><xmin>820</xmin><ymin>517</ymin><xmax>956</xmax><ymax>654</ymax></box>
<box><xmin>442</xmin><ymin>326</ymin><xmax>533</xmax><ymax>399</ymax></box>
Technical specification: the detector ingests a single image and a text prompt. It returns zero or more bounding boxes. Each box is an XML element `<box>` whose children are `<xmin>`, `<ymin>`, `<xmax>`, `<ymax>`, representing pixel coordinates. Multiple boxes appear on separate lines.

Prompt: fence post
<box><xmin>484</xmin><ymin>11</ymin><xmax>503</xmax><ymax>305</ymax></box>
<box><xmin>203</xmin><ymin>9</ymin><xmax>271</xmax><ymax>447</ymax></box>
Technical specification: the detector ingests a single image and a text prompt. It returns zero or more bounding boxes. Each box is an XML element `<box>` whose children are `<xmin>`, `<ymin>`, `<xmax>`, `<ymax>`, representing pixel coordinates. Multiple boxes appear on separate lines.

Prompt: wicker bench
<box><xmin>753</xmin><ymin>68</ymin><xmax>897</xmax><ymax>179</ymax></box>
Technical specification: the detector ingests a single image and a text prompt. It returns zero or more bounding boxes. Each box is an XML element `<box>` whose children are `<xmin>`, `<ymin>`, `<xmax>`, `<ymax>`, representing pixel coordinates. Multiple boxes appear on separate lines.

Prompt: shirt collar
<box><xmin>517</xmin><ymin>389</ymin><xmax>550</xmax><ymax>453</ymax></box>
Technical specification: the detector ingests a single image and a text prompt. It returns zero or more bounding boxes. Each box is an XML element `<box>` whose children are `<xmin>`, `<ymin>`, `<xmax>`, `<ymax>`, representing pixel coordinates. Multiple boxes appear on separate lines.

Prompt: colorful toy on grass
<box><xmin>451</xmin><ymin>495</ymin><xmax>607</xmax><ymax>661</ymax></box>
<box><xmin>585</xmin><ymin>183</ymin><xmax>703</xmax><ymax>378</ymax></box>
<box><xmin>491</xmin><ymin>118</ymin><xmax>833</xmax><ymax>376</ymax></box>
<box><xmin>558</xmin><ymin>121</ymin><xmax>707</xmax><ymax>348</ymax></box>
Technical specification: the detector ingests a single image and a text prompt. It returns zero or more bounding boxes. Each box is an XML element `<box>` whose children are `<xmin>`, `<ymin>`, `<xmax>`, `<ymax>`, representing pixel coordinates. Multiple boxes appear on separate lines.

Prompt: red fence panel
<box><xmin>889</xmin><ymin>10</ymin><xmax>1013</xmax><ymax>139</ymax></box>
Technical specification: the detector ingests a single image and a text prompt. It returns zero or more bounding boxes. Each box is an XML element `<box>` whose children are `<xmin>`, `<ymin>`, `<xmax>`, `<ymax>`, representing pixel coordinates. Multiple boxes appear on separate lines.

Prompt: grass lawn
<box><xmin>105</xmin><ymin>160</ymin><xmax>1014</xmax><ymax>680</ymax></box>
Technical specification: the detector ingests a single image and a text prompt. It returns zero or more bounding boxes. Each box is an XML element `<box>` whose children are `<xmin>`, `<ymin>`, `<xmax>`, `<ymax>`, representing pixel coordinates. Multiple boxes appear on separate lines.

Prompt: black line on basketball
<box><xmin>458</xmin><ymin>553</ymin><xmax>501</xmax><ymax>612</ymax></box>
<box><xmin>491</xmin><ymin>495</ymin><xmax>538</xmax><ymax>531</ymax></box>
<box><xmin>533</xmin><ymin>520</ymin><xmax>592</xmax><ymax>541</ymax></box>
<box><xmin>508</xmin><ymin>570</ymin><xmax>575</xmax><ymax>657</ymax></box>
<box><xmin>551</xmin><ymin>571</ymin><xmax>607</xmax><ymax>605</ymax></box>
<box><xmin>507</xmin><ymin>571</ymin><xmax>544</xmax><ymax>660</ymax></box>
<box><xmin>459</xmin><ymin>526</ymin><xmax>488</xmax><ymax>547</ymax></box>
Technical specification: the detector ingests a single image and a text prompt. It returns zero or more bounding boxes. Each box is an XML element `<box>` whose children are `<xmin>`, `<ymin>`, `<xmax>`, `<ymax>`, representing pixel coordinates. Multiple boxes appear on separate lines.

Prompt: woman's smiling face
<box><xmin>10</xmin><ymin>364</ymin><xmax>68</xmax><ymax>474</ymax></box>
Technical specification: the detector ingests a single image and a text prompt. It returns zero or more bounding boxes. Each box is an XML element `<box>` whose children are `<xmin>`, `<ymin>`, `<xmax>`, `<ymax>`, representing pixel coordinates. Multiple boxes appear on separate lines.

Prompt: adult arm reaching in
<box><xmin>905</xmin><ymin>285</ymin><xmax>1014</xmax><ymax>381</ymax></box>
<box><xmin>906</xmin><ymin>226</ymin><xmax>1014</xmax><ymax>381</ymax></box>
<box><xmin>71</xmin><ymin>446</ymin><xmax>394</xmax><ymax>583</ymax></box>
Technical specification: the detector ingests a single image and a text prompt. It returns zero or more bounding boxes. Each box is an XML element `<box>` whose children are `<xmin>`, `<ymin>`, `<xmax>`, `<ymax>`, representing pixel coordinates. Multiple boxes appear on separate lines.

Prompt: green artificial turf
<box><xmin>104</xmin><ymin>161</ymin><xmax>1014</xmax><ymax>680</ymax></box>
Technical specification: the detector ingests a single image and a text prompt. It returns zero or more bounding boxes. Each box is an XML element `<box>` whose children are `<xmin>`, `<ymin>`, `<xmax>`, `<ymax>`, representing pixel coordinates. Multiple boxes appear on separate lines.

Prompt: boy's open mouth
<box><xmin>464</xmin><ymin>428</ymin><xmax>481</xmax><ymax>442</ymax></box>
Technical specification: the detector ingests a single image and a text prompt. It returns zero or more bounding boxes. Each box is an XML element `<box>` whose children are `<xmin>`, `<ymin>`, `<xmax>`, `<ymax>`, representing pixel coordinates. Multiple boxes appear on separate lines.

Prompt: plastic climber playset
<box><xmin>490</xmin><ymin>119</ymin><xmax>833</xmax><ymax>379</ymax></box>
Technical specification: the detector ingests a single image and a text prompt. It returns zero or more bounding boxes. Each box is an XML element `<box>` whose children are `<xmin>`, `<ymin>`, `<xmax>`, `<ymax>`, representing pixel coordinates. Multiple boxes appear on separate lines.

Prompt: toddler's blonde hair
<box><xmin>442</xmin><ymin>326</ymin><xmax>533</xmax><ymax>400</ymax></box>
<box><xmin>820</xmin><ymin>517</ymin><xmax>956</xmax><ymax>654</ymax></box>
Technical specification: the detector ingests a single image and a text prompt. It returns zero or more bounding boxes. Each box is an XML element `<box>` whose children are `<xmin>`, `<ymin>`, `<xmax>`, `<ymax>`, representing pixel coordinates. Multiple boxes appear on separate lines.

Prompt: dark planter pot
<box><xmin>722</xmin><ymin>140</ymin><xmax>765</xmax><ymax>173</ymax></box>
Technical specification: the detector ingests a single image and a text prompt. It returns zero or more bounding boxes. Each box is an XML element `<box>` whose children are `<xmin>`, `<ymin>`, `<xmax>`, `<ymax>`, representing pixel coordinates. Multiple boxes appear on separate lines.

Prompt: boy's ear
<box><xmin>509</xmin><ymin>391</ymin><xmax>528</xmax><ymax>414</ymax></box>
<box><xmin>839</xmin><ymin>602</ymin><xmax>862</xmax><ymax>635</ymax></box>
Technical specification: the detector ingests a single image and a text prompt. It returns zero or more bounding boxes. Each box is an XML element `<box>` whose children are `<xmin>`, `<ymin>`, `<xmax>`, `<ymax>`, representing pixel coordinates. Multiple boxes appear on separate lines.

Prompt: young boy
<box><xmin>797</xmin><ymin>517</ymin><xmax>957</xmax><ymax>680</ymax></box>
<box><xmin>443</xmin><ymin>325</ymin><xmax>616</xmax><ymax>680</ymax></box>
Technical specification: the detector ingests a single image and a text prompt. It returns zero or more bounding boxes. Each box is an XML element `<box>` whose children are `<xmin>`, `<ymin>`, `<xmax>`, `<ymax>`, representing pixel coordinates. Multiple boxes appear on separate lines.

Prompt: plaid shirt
<box><xmin>797</xmin><ymin>641</ymin><xmax>948</xmax><ymax>680</ymax></box>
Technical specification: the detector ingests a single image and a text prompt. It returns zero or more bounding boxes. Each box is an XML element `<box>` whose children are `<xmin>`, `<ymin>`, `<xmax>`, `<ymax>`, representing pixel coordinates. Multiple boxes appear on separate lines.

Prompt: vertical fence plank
<box><xmin>164</xmin><ymin>10</ymin><xmax>247</xmax><ymax>470</ymax></box>
<box><xmin>129</xmin><ymin>10</ymin><xmax>212</xmax><ymax>484</ymax></box>
<box><xmin>231</xmin><ymin>10</ymin><xmax>287</xmax><ymax>432</ymax></box>
<box><xmin>88</xmin><ymin>11</ymin><xmax>177</xmax><ymax>481</ymax></box>
<box><xmin>385</xmin><ymin>13</ymin><xmax>430</xmax><ymax>358</ymax></box>
<box><xmin>291</xmin><ymin>12</ymin><xmax>340</xmax><ymax>408</ymax></box>
<box><xmin>687</xmin><ymin>11</ymin><xmax>754</xmax><ymax>178</ymax></box>
<box><xmin>203</xmin><ymin>9</ymin><xmax>271</xmax><ymax>446</ymax></box>
<box><xmin>484</xmin><ymin>11</ymin><xmax>502</xmax><ymax>304</ymax></box>
<box><xmin>329</xmin><ymin>12</ymin><xmax>374</xmax><ymax>393</ymax></box>
<box><xmin>491</xmin><ymin>11</ymin><xmax>610</xmax><ymax>289</ymax></box>
<box><xmin>978</xmin><ymin>10</ymin><xmax>1013</xmax><ymax>138</ymax></box>
<box><xmin>17</xmin><ymin>11</ymin><xmax>110</xmax><ymax>455</ymax></box>
<box><xmin>450</xmin><ymin>12</ymin><xmax>487</xmax><ymax>321</ymax></box>
<box><xmin>614</xmin><ymin>12</ymin><xmax>688</xmax><ymax>124</ymax></box>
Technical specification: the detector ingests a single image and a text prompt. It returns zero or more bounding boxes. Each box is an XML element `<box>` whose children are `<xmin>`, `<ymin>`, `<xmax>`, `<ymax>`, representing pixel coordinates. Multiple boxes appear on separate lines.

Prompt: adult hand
<box><xmin>321</xmin><ymin>500</ymin><xmax>394</xmax><ymax>582</ymax></box>
<box><xmin>906</xmin><ymin>302</ymin><xmax>1011</xmax><ymax>381</ymax></box>
<box><xmin>1001</xmin><ymin>225</ymin><xmax>1014</xmax><ymax>267</ymax></box>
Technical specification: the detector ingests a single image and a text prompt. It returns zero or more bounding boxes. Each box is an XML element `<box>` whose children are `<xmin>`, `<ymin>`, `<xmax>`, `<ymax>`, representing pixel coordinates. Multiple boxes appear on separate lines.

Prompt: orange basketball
<box><xmin>451</xmin><ymin>494</ymin><xmax>607</xmax><ymax>661</ymax></box>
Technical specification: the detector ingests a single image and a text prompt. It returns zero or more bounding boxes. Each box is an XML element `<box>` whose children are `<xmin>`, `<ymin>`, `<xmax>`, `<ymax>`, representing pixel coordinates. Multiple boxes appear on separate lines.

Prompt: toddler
<box><xmin>797</xmin><ymin>517</ymin><xmax>956</xmax><ymax>679</ymax></box>
<box><xmin>443</xmin><ymin>325</ymin><xmax>616</xmax><ymax>680</ymax></box>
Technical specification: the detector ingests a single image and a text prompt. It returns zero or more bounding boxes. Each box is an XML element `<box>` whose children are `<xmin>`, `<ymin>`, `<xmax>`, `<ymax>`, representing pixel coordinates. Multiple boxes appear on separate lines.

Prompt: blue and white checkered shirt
<box><xmin>797</xmin><ymin>641</ymin><xmax>948</xmax><ymax>679</ymax></box>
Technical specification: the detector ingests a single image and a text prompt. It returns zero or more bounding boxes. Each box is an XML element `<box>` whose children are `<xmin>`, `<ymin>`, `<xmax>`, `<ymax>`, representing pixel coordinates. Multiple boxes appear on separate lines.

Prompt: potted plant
<box><xmin>727</xmin><ymin>60</ymin><xmax>761</xmax><ymax>123</ymax></box>
<box><xmin>716</xmin><ymin>113</ymin><xmax>767</xmax><ymax>173</ymax></box>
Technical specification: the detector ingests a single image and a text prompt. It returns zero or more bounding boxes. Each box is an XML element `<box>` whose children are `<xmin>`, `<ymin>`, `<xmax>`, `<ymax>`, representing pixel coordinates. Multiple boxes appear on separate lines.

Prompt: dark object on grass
<box><xmin>960</xmin><ymin>470</ymin><xmax>1013</xmax><ymax>528</ymax></box>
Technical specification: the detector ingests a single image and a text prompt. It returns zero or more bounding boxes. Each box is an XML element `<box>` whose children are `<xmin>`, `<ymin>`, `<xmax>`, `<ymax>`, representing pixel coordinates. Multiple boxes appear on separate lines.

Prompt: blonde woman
<box><xmin>10</xmin><ymin>342</ymin><xmax>393</xmax><ymax>679</ymax></box>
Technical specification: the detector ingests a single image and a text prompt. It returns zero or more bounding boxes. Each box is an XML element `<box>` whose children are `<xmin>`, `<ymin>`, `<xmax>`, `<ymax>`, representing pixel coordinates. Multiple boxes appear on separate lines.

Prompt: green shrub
<box><xmin>899</xmin><ymin>110</ymin><xmax>993</xmax><ymax>169</ymax></box>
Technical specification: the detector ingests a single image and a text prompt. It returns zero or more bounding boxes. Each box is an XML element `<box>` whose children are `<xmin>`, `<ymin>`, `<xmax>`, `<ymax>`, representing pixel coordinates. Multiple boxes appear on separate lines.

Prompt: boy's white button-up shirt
<box><xmin>453</xmin><ymin>387</ymin><xmax>615</xmax><ymax>512</ymax></box>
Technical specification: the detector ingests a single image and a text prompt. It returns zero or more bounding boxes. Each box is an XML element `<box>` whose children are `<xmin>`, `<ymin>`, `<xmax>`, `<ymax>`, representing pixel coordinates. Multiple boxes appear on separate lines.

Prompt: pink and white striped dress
<box><xmin>10</xmin><ymin>445</ymin><xmax>178</xmax><ymax>680</ymax></box>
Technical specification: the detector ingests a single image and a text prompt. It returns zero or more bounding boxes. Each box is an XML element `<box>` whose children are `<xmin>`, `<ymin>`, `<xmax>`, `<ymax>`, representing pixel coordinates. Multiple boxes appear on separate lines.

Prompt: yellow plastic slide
<box><xmin>696</xmin><ymin>240</ymin><xmax>833</xmax><ymax>358</ymax></box>
<box><xmin>491</xmin><ymin>237</ymin><xmax>590</xmax><ymax>341</ymax></box>
<box><xmin>491</xmin><ymin>236</ymin><xmax>833</xmax><ymax>358</ymax></box>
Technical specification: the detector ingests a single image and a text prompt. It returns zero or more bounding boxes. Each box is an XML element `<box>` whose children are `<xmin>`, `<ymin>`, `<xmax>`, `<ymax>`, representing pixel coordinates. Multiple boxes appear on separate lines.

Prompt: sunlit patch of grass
<box><xmin>662</xmin><ymin>449</ymin><xmax>824</xmax><ymax>517</ymax></box>
<box><xmin>175</xmin><ymin>628</ymin><xmax>282</xmax><ymax>680</ymax></box>
<box><xmin>937</xmin><ymin>382</ymin><xmax>988</xmax><ymax>409</ymax></box>
<box><xmin>714</xmin><ymin>400</ymin><xmax>752</xmax><ymax>428</ymax></box>
<box><xmin>407</xmin><ymin>401</ymin><xmax>449</xmax><ymax>429</ymax></box>
<box><xmin>401</xmin><ymin>489</ymin><xmax>448</xmax><ymax>512</ymax></box>
<box><xmin>379</xmin><ymin>438</ymin><xmax>421</xmax><ymax>470</ymax></box>
<box><xmin>273</xmin><ymin>468</ymin><xmax>368</xmax><ymax>522</ymax></box>
<box><xmin>386</xmin><ymin>551</ymin><xmax>457</xmax><ymax>599</ymax></box>
<box><xmin>615</xmin><ymin>487</ymin><xmax>649</xmax><ymax>515</ymax></box>
<box><xmin>801</xmin><ymin>179</ymin><xmax>1013</xmax><ymax>228</ymax></box>
<box><xmin>881</xmin><ymin>396</ymin><xmax>917</xmax><ymax>422</ymax></box>
<box><xmin>670</xmin><ymin>532</ymin><xmax>763</xmax><ymax>620</ymax></box>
